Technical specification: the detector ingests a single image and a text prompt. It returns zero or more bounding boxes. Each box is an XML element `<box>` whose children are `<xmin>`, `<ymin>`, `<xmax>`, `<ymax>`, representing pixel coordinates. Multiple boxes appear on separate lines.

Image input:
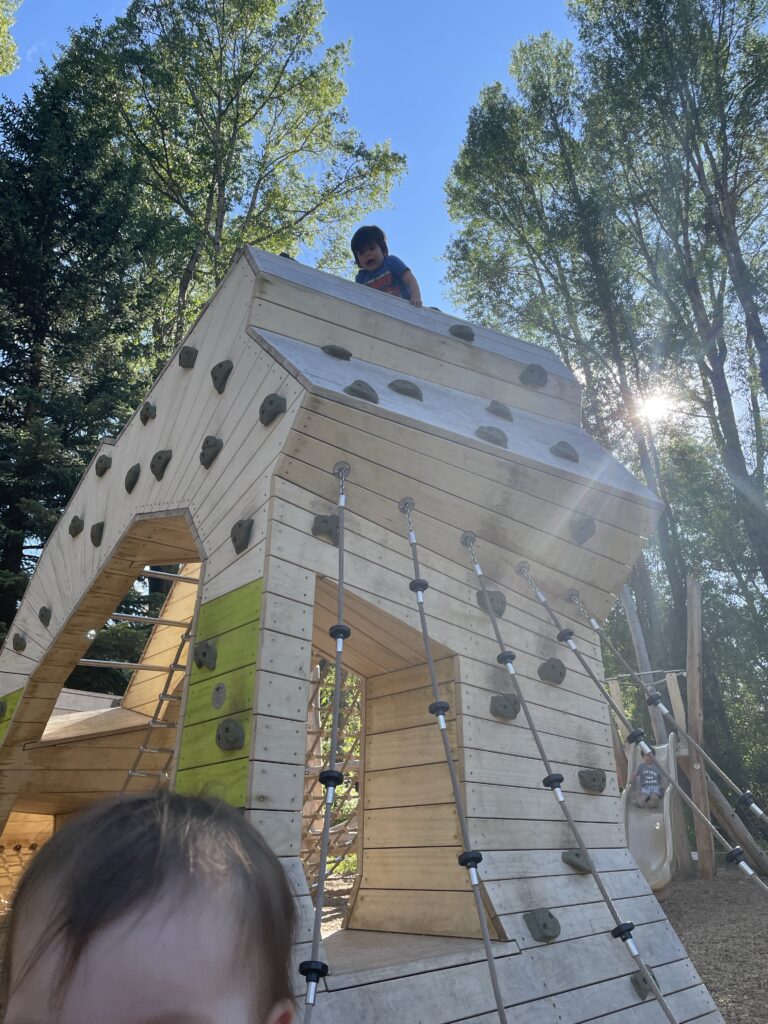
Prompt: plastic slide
<box><xmin>622</xmin><ymin>732</ymin><xmax>677</xmax><ymax>891</ymax></box>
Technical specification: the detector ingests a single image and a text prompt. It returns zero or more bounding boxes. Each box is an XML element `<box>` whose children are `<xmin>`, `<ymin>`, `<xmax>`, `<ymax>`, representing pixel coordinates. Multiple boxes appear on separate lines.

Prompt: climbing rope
<box><xmin>516</xmin><ymin>562</ymin><xmax>768</xmax><ymax>900</ymax></box>
<box><xmin>299</xmin><ymin>462</ymin><xmax>353</xmax><ymax>1020</ymax></box>
<box><xmin>567</xmin><ymin>590</ymin><xmax>767</xmax><ymax>823</ymax></box>
<box><xmin>461</xmin><ymin>535</ymin><xmax>679</xmax><ymax>1024</ymax></box>
<box><xmin>398</xmin><ymin>500</ymin><xmax>508</xmax><ymax>1024</ymax></box>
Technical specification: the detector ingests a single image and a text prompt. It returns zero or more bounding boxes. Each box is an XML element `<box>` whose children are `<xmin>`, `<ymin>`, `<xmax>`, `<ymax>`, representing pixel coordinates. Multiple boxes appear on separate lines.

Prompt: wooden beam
<box><xmin>620</xmin><ymin>585</ymin><xmax>667</xmax><ymax>743</ymax></box>
<box><xmin>686</xmin><ymin>575</ymin><xmax>715</xmax><ymax>880</ymax></box>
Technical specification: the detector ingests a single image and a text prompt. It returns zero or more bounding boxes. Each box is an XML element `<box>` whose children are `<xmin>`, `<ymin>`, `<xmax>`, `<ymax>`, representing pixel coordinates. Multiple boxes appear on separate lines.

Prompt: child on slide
<box><xmin>632</xmin><ymin>749</ymin><xmax>666</xmax><ymax>809</ymax></box>
<box><xmin>351</xmin><ymin>225</ymin><xmax>423</xmax><ymax>307</ymax></box>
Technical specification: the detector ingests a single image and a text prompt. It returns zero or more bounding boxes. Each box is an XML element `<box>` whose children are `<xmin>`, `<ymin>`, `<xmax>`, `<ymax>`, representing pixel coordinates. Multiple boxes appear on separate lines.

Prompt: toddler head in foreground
<box><xmin>4</xmin><ymin>791</ymin><xmax>296</xmax><ymax>1024</ymax></box>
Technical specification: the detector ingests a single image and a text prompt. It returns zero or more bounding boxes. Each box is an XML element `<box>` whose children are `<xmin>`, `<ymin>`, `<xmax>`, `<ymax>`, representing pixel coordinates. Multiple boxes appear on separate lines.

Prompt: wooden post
<box><xmin>620</xmin><ymin>585</ymin><xmax>667</xmax><ymax>743</ymax></box>
<box><xmin>606</xmin><ymin>678</ymin><xmax>628</xmax><ymax>787</ymax></box>
<box><xmin>686</xmin><ymin>576</ymin><xmax>715</xmax><ymax>879</ymax></box>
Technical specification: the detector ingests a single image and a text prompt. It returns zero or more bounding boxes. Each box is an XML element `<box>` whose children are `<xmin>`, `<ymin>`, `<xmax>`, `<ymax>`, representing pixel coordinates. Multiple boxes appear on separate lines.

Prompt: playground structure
<box><xmin>0</xmin><ymin>249</ymin><xmax>734</xmax><ymax>1021</ymax></box>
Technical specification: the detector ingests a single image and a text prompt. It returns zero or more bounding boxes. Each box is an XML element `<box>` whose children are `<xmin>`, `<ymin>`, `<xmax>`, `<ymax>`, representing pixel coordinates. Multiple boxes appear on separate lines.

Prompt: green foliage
<box><xmin>0</xmin><ymin>0</ymin><xmax>19</xmax><ymax>76</ymax></box>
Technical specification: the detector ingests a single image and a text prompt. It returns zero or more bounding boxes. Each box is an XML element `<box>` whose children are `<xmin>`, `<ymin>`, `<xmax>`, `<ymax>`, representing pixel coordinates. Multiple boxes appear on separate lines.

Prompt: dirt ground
<box><xmin>322</xmin><ymin>873</ymin><xmax>765</xmax><ymax>1022</ymax></box>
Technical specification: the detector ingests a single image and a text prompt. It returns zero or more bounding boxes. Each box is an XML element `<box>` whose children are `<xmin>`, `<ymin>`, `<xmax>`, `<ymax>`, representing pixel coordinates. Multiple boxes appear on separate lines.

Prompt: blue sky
<box><xmin>3</xmin><ymin>1</ymin><xmax>574</xmax><ymax>314</ymax></box>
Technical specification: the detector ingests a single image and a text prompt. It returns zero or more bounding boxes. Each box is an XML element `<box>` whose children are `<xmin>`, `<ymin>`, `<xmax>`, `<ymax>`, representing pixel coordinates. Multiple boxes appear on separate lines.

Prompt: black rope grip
<box><xmin>627</xmin><ymin>728</ymin><xmax>646</xmax><ymax>745</ymax></box>
<box><xmin>299</xmin><ymin>960</ymin><xmax>329</xmax><ymax>982</ymax></box>
<box><xmin>496</xmin><ymin>650</ymin><xmax>517</xmax><ymax>665</ymax></box>
<box><xmin>543</xmin><ymin>773</ymin><xmax>564</xmax><ymax>790</ymax></box>
<box><xmin>645</xmin><ymin>692</ymin><xmax>663</xmax><ymax>707</ymax></box>
<box><xmin>429</xmin><ymin>700</ymin><xmax>450</xmax><ymax>716</ymax></box>
<box><xmin>611</xmin><ymin>921</ymin><xmax>635</xmax><ymax>941</ymax></box>
<box><xmin>736</xmin><ymin>792</ymin><xmax>754</xmax><ymax>811</ymax></box>
<box><xmin>458</xmin><ymin>850</ymin><xmax>483</xmax><ymax>868</ymax></box>
<box><xmin>319</xmin><ymin>769</ymin><xmax>344</xmax><ymax>788</ymax></box>
<box><xmin>556</xmin><ymin>628</ymin><xmax>574</xmax><ymax>643</ymax></box>
<box><xmin>328</xmin><ymin>623</ymin><xmax>351</xmax><ymax>640</ymax></box>
<box><xmin>409</xmin><ymin>578</ymin><xmax>429</xmax><ymax>593</ymax></box>
<box><xmin>725</xmin><ymin>846</ymin><xmax>744</xmax><ymax>865</ymax></box>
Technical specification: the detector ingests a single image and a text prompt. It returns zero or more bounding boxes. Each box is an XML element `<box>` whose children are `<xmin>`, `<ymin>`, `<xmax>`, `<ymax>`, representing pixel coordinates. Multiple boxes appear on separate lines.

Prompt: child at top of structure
<box><xmin>631</xmin><ymin>749</ymin><xmax>666</xmax><ymax>809</ymax></box>
<box><xmin>3</xmin><ymin>791</ymin><xmax>296</xmax><ymax>1024</ymax></box>
<box><xmin>351</xmin><ymin>225</ymin><xmax>423</xmax><ymax>307</ymax></box>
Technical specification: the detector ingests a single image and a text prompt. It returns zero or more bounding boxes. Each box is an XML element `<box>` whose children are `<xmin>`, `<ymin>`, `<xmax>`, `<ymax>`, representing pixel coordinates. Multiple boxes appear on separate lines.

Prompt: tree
<box><xmin>0</xmin><ymin>0</ymin><xmax>20</xmax><ymax>76</ymax></box>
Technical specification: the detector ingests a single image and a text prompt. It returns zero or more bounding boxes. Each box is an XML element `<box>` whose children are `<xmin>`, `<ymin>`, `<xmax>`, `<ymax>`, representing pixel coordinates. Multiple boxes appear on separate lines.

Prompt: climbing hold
<box><xmin>125</xmin><ymin>463</ymin><xmax>141</xmax><ymax>494</ymax></box>
<box><xmin>199</xmin><ymin>436</ymin><xmax>223</xmax><ymax>469</ymax></box>
<box><xmin>178</xmin><ymin>346</ymin><xmax>198</xmax><ymax>368</ymax></box>
<box><xmin>475</xmin><ymin>425</ymin><xmax>508</xmax><ymax>448</ymax></box>
<box><xmin>38</xmin><ymin>606</ymin><xmax>52</xmax><ymax>628</ymax></box>
<box><xmin>259</xmin><ymin>393</ymin><xmax>287</xmax><ymax>425</ymax></box>
<box><xmin>94</xmin><ymin>454</ymin><xmax>112</xmax><ymax>477</ymax></box>
<box><xmin>537</xmin><ymin>658</ymin><xmax>567</xmax><ymax>685</ymax></box>
<box><xmin>449</xmin><ymin>323</ymin><xmax>475</xmax><ymax>342</ymax></box>
<box><xmin>321</xmin><ymin>344</ymin><xmax>352</xmax><ymax>360</ymax></box>
<box><xmin>68</xmin><ymin>516</ymin><xmax>84</xmax><ymax>538</ymax></box>
<box><xmin>631</xmin><ymin>968</ymin><xmax>657</xmax><ymax>1001</ymax></box>
<box><xmin>550</xmin><ymin>440</ymin><xmax>579</xmax><ymax>463</ymax></box>
<box><xmin>90</xmin><ymin>521</ymin><xmax>105</xmax><ymax>547</ymax></box>
<box><xmin>388</xmin><ymin>379</ymin><xmax>423</xmax><ymax>400</ymax></box>
<box><xmin>279</xmin><ymin>252</ymin><xmax>295</xmax><ymax>260</ymax></box>
<box><xmin>211</xmin><ymin>682</ymin><xmax>227</xmax><ymax>710</ymax></box>
<box><xmin>140</xmin><ymin>401</ymin><xmax>156</xmax><ymax>425</ymax></box>
<box><xmin>215</xmin><ymin>718</ymin><xmax>246</xmax><ymax>752</ymax></box>
<box><xmin>570</xmin><ymin>515</ymin><xmax>596</xmax><ymax>545</ymax></box>
<box><xmin>211</xmin><ymin>359</ymin><xmax>234</xmax><ymax>394</ymax></box>
<box><xmin>561</xmin><ymin>849</ymin><xmax>590</xmax><ymax>874</ymax></box>
<box><xmin>150</xmin><ymin>449</ymin><xmax>173</xmax><ymax>481</ymax></box>
<box><xmin>230</xmin><ymin>519</ymin><xmax>254</xmax><ymax>555</ymax></box>
<box><xmin>193</xmin><ymin>641</ymin><xmax>217</xmax><ymax>671</ymax></box>
<box><xmin>489</xmin><ymin>693</ymin><xmax>520</xmax><ymax>721</ymax></box>
<box><xmin>0</xmin><ymin>700</ymin><xmax>6</xmax><ymax>718</ymax></box>
<box><xmin>476</xmin><ymin>589</ymin><xmax>506</xmax><ymax>618</ymax></box>
<box><xmin>523</xmin><ymin>908</ymin><xmax>561</xmax><ymax>943</ymax></box>
<box><xmin>344</xmin><ymin>379</ymin><xmax>379</xmax><ymax>403</ymax></box>
<box><xmin>578</xmin><ymin>767</ymin><xmax>607</xmax><ymax>793</ymax></box>
<box><xmin>487</xmin><ymin>399</ymin><xmax>513</xmax><ymax>421</ymax></box>
<box><xmin>12</xmin><ymin>633</ymin><xmax>26</xmax><ymax>653</ymax></box>
<box><xmin>312</xmin><ymin>514</ymin><xmax>340</xmax><ymax>546</ymax></box>
<box><xmin>520</xmin><ymin>363</ymin><xmax>548</xmax><ymax>388</ymax></box>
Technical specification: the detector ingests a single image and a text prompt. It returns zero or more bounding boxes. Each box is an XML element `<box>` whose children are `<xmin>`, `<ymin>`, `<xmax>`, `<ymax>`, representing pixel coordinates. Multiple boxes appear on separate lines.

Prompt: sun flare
<box><xmin>638</xmin><ymin>393</ymin><xmax>676</xmax><ymax>423</ymax></box>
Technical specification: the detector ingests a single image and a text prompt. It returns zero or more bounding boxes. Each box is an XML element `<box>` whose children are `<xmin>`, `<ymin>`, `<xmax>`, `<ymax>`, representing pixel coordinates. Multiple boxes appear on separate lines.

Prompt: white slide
<box><xmin>622</xmin><ymin>733</ymin><xmax>677</xmax><ymax>891</ymax></box>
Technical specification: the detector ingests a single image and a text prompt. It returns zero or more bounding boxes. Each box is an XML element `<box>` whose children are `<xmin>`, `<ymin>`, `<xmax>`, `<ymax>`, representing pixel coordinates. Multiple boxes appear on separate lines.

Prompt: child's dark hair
<box><xmin>5</xmin><ymin>791</ymin><xmax>296</xmax><ymax>1010</ymax></box>
<box><xmin>350</xmin><ymin>224</ymin><xmax>388</xmax><ymax>265</ymax></box>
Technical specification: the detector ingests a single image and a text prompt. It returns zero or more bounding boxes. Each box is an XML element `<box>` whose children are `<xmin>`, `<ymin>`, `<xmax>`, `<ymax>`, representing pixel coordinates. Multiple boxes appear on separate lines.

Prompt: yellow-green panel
<box><xmin>0</xmin><ymin>688</ymin><xmax>26</xmax><ymax>747</ymax></box>
<box><xmin>177</xmin><ymin>711</ymin><xmax>252</xmax><ymax>771</ymax></box>
<box><xmin>185</xmin><ymin>666</ymin><xmax>256</xmax><ymax>727</ymax></box>
<box><xmin>197</xmin><ymin>578</ymin><xmax>263</xmax><ymax>639</ymax></box>
<box><xmin>175</xmin><ymin>758</ymin><xmax>249</xmax><ymax>807</ymax></box>
<box><xmin>190</xmin><ymin>621</ymin><xmax>260</xmax><ymax>686</ymax></box>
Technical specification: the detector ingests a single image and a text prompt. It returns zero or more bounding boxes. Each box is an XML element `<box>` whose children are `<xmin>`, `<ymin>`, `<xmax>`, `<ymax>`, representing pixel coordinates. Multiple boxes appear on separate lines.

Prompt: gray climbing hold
<box><xmin>259</xmin><ymin>393</ymin><xmax>287</xmax><ymax>425</ymax></box>
<box><xmin>125</xmin><ymin>463</ymin><xmax>141</xmax><ymax>494</ymax></box>
<box><xmin>561</xmin><ymin>849</ymin><xmax>591</xmax><ymax>874</ymax></box>
<box><xmin>550</xmin><ymin>440</ymin><xmax>579</xmax><ymax>463</ymax></box>
<box><xmin>90</xmin><ymin>521</ymin><xmax>105</xmax><ymax>547</ymax></box>
<box><xmin>150</xmin><ymin>450</ymin><xmax>172</xmax><ymax>481</ymax></box>
<box><xmin>449</xmin><ymin>323</ymin><xmax>475</xmax><ymax>343</ymax></box>
<box><xmin>69</xmin><ymin>516</ymin><xmax>84</xmax><ymax>538</ymax></box>
<box><xmin>179</xmin><ymin>346</ymin><xmax>198</xmax><ymax>368</ymax></box>
<box><xmin>388</xmin><ymin>379</ymin><xmax>423</xmax><ymax>400</ymax></box>
<box><xmin>578</xmin><ymin>767</ymin><xmax>607</xmax><ymax>793</ymax></box>
<box><xmin>476</xmin><ymin>589</ymin><xmax>506</xmax><ymax>618</ymax></box>
<box><xmin>537</xmin><ymin>658</ymin><xmax>567</xmax><ymax>685</ymax></box>
<box><xmin>322</xmin><ymin>344</ymin><xmax>352</xmax><ymax>360</ymax></box>
<box><xmin>631</xmin><ymin>968</ymin><xmax>657</xmax><ymax>1001</ymax></box>
<box><xmin>0</xmin><ymin>699</ymin><xmax>6</xmax><ymax>718</ymax></box>
<box><xmin>211</xmin><ymin>359</ymin><xmax>234</xmax><ymax>394</ymax></box>
<box><xmin>140</xmin><ymin>401</ymin><xmax>156</xmax><ymax>425</ymax></box>
<box><xmin>489</xmin><ymin>693</ymin><xmax>520</xmax><ymax>721</ymax></box>
<box><xmin>194</xmin><ymin>641</ymin><xmax>217</xmax><ymax>671</ymax></box>
<box><xmin>95</xmin><ymin>454</ymin><xmax>112</xmax><ymax>477</ymax></box>
<box><xmin>230</xmin><ymin>518</ymin><xmax>254</xmax><ymax>555</ymax></box>
<box><xmin>38</xmin><ymin>606</ymin><xmax>52</xmax><ymax>628</ymax></box>
<box><xmin>212</xmin><ymin>682</ymin><xmax>227</xmax><ymax>710</ymax></box>
<box><xmin>487</xmin><ymin>400</ymin><xmax>513</xmax><ymax>421</ymax></box>
<box><xmin>475</xmin><ymin>425</ymin><xmax>508</xmax><ymax>448</ymax></box>
<box><xmin>523</xmin><ymin>908</ymin><xmax>561</xmax><ymax>943</ymax></box>
<box><xmin>520</xmin><ymin>363</ymin><xmax>548</xmax><ymax>388</ymax></box>
<box><xmin>570</xmin><ymin>515</ymin><xmax>596</xmax><ymax>545</ymax></box>
<box><xmin>344</xmin><ymin>380</ymin><xmax>379</xmax><ymax>404</ymax></box>
<box><xmin>199</xmin><ymin>436</ymin><xmax>223</xmax><ymax>469</ymax></box>
<box><xmin>216</xmin><ymin>717</ymin><xmax>246</xmax><ymax>752</ymax></box>
<box><xmin>12</xmin><ymin>633</ymin><xmax>26</xmax><ymax>653</ymax></box>
<box><xmin>312</xmin><ymin>514</ymin><xmax>340</xmax><ymax>546</ymax></box>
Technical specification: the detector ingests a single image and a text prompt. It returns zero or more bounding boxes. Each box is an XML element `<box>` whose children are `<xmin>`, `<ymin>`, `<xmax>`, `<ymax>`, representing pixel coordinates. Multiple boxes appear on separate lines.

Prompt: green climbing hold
<box><xmin>95</xmin><ymin>454</ymin><xmax>112</xmax><ymax>477</ymax></box>
<box><xmin>216</xmin><ymin>717</ymin><xmax>246</xmax><ymax>751</ymax></box>
<box><xmin>487</xmin><ymin>400</ymin><xmax>513</xmax><ymax>421</ymax></box>
<box><xmin>489</xmin><ymin>693</ymin><xmax>520</xmax><ymax>720</ymax></box>
<box><xmin>476</xmin><ymin>589</ymin><xmax>506</xmax><ymax>618</ymax></box>
<box><xmin>69</xmin><ymin>516</ymin><xmax>84</xmax><ymax>538</ymax></box>
<box><xmin>211</xmin><ymin>359</ymin><xmax>234</xmax><ymax>394</ymax></box>
<box><xmin>125</xmin><ymin>463</ymin><xmax>141</xmax><ymax>494</ymax></box>
<box><xmin>199</xmin><ymin>436</ymin><xmax>223</xmax><ymax>469</ymax></box>
<box><xmin>259</xmin><ymin>393</ymin><xmax>287</xmax><ymax>425</ymax></box>
<box><xmin>523</xmin><ymin>908</ymin><xmax>561</xmax><ymax>943</ymax></box>
<box><xmin>179</xmin><ymin>346</ymin><xmax>198</xmax><ymax>368</ymax></box>
<box><xmin>194</xmin><ymin>640</ymin><xmax>217</xmax><ymax>671</ymax></box>
<box><xmin>312</xmin><ymin>515</ymin><xmax>340</xmax><ymax>546</ymax></box>
<box><xmin>150</xmin><ymin>450</ymin><xmax>173</xmax><ymax>481</ymax></box>
<box><xmin>449</xmin><ymin>323</ymin><xmax>475</xmax><ymax>343</ymax></box>
<box><xmin>344</xmin><ymin>380</ymin><xmax>379</xmax><ymax>404</ymax></box>
<box><xmin>90</xmin><ymin>522</ymin><xmax>105</xmax><ymax>547</ymax></box>
<box><xmin>140</xmin><ymin>401</ymin><xmax>156</xmax><ymax>425</ymax></box>
<box><xmin>520</xmin><ymin>364</ymin><xmax>548</xmax><ymax>388</ymax></box>
<box><xmin>38</xmin><ymin>606</ymin><xmax>52</xmax><ymax>628</ymax></box>
<box><xmin>578</xmin><ymin>767</ymin><xmax>607</xmax><ymax>793</ymax></box>
<box><xmin>537</xmin><ymin>658</ymin><xmax>567</xmax><ymax>685</ymax></box>
<box><xmin>12</xmin><ymin>633</ymin><xmax>26</xmax><ymax>653</ymax></box>
<box><xmin>230</xmin><ymin>519</ymin><xmax>254</xmax><ymax>555</ymax></box>
<box><xmin>475</xmin><ymin>425</ymin><xmax>508</xmax><ymax>448</ymax></box>
<box><xmin>388</xmin><ymin>379</ymin><xmax>423</xmax><ymax>400</ymax></box>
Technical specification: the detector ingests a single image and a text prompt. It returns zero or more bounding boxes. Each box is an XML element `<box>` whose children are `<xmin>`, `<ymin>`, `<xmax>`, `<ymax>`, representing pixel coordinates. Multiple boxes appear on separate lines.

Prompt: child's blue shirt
<box><xmin>355</xmin><ymin>254</ymin><xmax>411</xmax><ymax>301</ymax></box>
